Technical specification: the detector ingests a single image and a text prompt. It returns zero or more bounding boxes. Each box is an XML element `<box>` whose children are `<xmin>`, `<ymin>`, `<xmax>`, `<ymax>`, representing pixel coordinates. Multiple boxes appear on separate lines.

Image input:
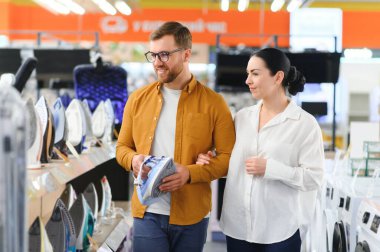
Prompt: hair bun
<box><xmin>287</xmin><ymin>66</ymin><xmax>306</xmax><ymax>95</ymax></box>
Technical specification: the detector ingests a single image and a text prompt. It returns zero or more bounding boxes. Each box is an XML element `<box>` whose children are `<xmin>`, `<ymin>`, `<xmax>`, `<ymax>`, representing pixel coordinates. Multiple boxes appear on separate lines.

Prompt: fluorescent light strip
<box><xmin>221</xmin><ymin>0</ymin><xmax>229</xmax><ymax>12</ymax></box>
<box><xmin>92</xmin><ymin>0</ymin><xmax>117</xmax><ymax>15</ymax></box>
<box><xmin>115</xmin><ymin>0</ymin><xmax>132</xmax><ymax>15</ymax></box>
<box><xmin>57</xmin><ymin>0</ymin><xmax>85</xmax><ymax>15</ymax></box>
<box><xmin>33</xmin><ymin>0</ymin><xmax>70</xmax><ymax>15</ymax></box>
<box><xmin>287</xmin><ymin>0</ymin><xmax>303</xmax><ymax>12</ymax></box>
<box><xmin>271</xmin><ymin>0</ymin><xmax>285</xmax><ymax>12</ymax></box>
<box><xmin>237</xmin><ymin>0</ymin><xmax>249</xmax><ymax>12</ymax></box>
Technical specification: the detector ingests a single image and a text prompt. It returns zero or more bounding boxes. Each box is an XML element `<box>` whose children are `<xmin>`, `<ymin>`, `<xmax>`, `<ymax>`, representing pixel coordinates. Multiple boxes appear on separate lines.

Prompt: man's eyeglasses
<box><xmin>144</xmin><ymin>48</ymin><xmax>184</xmax><ymax>63</ymax></box>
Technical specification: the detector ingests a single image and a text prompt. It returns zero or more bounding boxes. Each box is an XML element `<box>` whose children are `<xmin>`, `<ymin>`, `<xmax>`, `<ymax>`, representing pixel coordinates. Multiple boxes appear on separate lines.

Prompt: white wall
<box><xmin>340</xmin><ymin>58</ymin><xmax>380</xmax><ymax>93</ymax></box>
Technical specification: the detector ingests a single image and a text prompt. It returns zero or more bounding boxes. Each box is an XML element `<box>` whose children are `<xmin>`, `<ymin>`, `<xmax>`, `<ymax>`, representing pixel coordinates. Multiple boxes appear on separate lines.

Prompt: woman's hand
<box><xmin>245</xmin><ymin>156</ymin><xmax>267</xmax><ymax>176</ymax></box>
<box><xmin>196</xmin><ymin>151</ymin><xmax>214</xmax><ymax>165</ymax></box>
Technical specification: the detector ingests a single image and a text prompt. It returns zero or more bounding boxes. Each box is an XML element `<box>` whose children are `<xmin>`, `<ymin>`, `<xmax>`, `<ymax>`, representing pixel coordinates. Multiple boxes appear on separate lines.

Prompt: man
<box><xmin>116</xmin><ymin>21</ymin><xmax>235</xmax><ymax>252</ymax></box>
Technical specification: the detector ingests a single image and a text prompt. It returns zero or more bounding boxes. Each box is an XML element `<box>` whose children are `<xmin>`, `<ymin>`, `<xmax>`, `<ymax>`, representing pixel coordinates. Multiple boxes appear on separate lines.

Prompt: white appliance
<box><xmin>339</xmin><ymin>168</ymin><xmax>380</xmax><ymax>252</ymax></box>
<box><xmin>81</xmin><ymin>99</ymin><xmax>94</xmax><ymax>148</ymax></box>
<box><xmin>325</xmin><ymin>162</ymin><xmax>380</xmax><ymax>252</ymax></box>
<box><xmin>59</xmin><ymin>184</ymin><xmax>77</xmax><ymax>210</ymax></box>
<box><xmin>25</xmin><ymin>98</ymin><xmax>43</xmax><ymax>169</ymax></box>
<box><xmin>324</xmin><ymin>209</ymin><xmax>340</xmax><ymax>252</ymax></box>
<box><xmin>103</xmin><ymin>98</ymin><xmax>115</xmax><ymax>143</ymax></box>
<box><xmin>99</xmin><ymin>176</ymin><xmax>112</xmax><ymax>217</ymax></box>
<box><xmin>91</xmin><ymin>101</ymin><xmax>107</xmax><ymax>140</ymax></box>
<box><xmin>356</xmin><ymin>199</ymin><xmax>380</xmax><ymax>251</ymax></box>
<box><xmin>83</xmin><ymin>183</ymin><xmax>98</xmax><ymax>222</ymax></box>
<box><xmin>65</xmin><ymin>99</ymin><xmax>86</xmax><ymax>154</ymax></box>
<box><xmin>321</xmin><ymin>152</ymin><xmax>347</xmax><ymax>252</ymax></box>
<box><xmin>52</xmin><ymin>97</ymin><xmax>68</xmax><ymax>158</ymax></box>
<box><xmin>332</xmin><ymin>186</ymin><xmax>348</xmax><ymax>252</ymax></box>
<box><xmin>69</xmin><ymin>194</ymin><xmax>94</xmax><ymax>251</ymax></box>
<box><xmin>35</xmin><ymin>96</ymin><xmax>55</xmax><ymax>164</ymax></box>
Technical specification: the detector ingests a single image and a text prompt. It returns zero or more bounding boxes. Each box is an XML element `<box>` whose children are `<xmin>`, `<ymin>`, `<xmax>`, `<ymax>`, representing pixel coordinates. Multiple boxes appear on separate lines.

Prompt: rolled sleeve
<box><xmin>265</xmin><ymin>158</ymin><xmax>294</xmax><ymax>181</ymax></box>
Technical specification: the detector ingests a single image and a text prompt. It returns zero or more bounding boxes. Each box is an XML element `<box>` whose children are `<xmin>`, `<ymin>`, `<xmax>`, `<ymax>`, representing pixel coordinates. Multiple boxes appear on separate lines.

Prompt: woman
<box><xmin>197</xmin><ymin>48</ymin><xmax>324</xmax><ymax>251</ymax></box>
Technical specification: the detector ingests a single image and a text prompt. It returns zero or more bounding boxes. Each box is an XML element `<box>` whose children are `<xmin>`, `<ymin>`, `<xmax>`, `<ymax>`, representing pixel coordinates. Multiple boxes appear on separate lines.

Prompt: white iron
<box><xmin>52</xmin><ymin>97</ymin><xmax>68</xmax><ymax>158</ymax></box>
<box><xmin>99</xmin><ymin>176</ymin><xmax>112</xmax><ymax>217</ymax></box>
<box><xmin>35</xmin><ymin>96</ymin><xmax>54</xmax><ymax>163</ymax></box>
<box><xmin>81</xmin><ymin>99</ymin><xmax>94</xmax><ymax>148</ymax></box>
<box><xmin>25</xmin><ymin>99</ymin><xmax>43</xmax><ymax>169</ymax></box>
<box><xmin>103</xmin><ymin>98</ymin><xmax>115</xmax><ymax>143</ymax></box>
<box><xmin>59</xmin><ymin>184</ymin><xmax>77</xmax><ymax>210</ymax></box>
<box><xmin>65</xmin><ymin>99</ymin><xmax>86</xmax><ymax>154</ymax></box>
<box><xmin>91</xmin><ymin>101</ymin><xmax>107</xmax><ymax>140</ymax></box>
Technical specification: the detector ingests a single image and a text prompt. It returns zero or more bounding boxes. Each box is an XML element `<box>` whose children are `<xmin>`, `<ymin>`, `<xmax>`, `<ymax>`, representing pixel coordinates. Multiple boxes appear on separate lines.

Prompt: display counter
<box><xmin>27</xmin><ymin>143</ymin><xmax>116</xmax><ymax>227</ymax></box>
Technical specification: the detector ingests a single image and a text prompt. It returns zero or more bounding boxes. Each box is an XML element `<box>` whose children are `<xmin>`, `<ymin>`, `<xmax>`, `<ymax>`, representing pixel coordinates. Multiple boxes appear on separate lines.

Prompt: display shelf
<box><xmin>27</xmin><ymin>143</ymin><xmax>115</xmax><ymax>227</ymax></box>
<box><xmin>92</xmin><ymin>216</ymin><xmax>131</xmax><ymax>251</ymax></box>
<box><xmin>28</xmin><ymin>144</ymin><xmax>114</xmax><ymax>199</ymax></box>
<box><xmin>91</xmin><ymin>201</ymin><xmax>132</xmax><ymax>252</ymax></box>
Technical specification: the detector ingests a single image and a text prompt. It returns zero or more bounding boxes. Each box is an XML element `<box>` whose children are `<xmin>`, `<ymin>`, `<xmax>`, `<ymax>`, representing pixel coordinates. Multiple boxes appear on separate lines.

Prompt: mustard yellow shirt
<box><xmin>116</xmin><ymin>75</ymin><xmax>236</xmax><ymax>225</ymax></box>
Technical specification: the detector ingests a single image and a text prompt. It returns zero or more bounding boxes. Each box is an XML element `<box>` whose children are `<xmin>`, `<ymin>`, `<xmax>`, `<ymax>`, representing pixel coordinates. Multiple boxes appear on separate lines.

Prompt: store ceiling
<box><xmin>25</xmin><ymin>0</ymin><xmax>380</xmax><ymax>13</ymax></box>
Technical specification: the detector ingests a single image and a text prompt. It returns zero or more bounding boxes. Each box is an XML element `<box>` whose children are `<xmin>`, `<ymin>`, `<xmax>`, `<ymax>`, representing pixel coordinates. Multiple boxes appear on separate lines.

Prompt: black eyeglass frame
<box><xmin>144</xmin><ymin>48</ymin><xmax>184</xmax><ymax>63</ymax></box>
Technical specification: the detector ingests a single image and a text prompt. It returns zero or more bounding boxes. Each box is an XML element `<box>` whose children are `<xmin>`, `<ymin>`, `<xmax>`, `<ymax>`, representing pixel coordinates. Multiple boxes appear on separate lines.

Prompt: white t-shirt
<box><xmin>220</xmin><ymin>100</ymin><xmax>324</xmax><ymax>243</ymax></box>
<box><xmin>146</xmin><ymin>86</ymin><xmax>181</xmax><ymax>215</ymax></box>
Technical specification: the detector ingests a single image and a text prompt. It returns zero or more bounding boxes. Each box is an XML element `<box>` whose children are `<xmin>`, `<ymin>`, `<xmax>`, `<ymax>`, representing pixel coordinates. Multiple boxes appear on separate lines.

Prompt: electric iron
<box><xmin>135</xmin><ymin>156</ymin><xmax>176</xmax><ymax>205</ymax></box>
<box><xmin>103</xmin><ymin>98</ymin><xmax>115</xmax><ymax>143</ymax></box>
<box><xmin>25</xmin><ymin>98</ymin><xmax>43</xmax><ymax>169</ymax></box>
<box><xmin>28</xmin><ymin>217</ymin><xmax>53</xmax><ymax>252</ymax></box>
<box><xmin>59</xmin><ymin>184</ymin><xmax>77</xmax><ymax>210</ymax></box>
<box><xmin>35</xmin><ymin>96</ymin><xmax>55</xmax><ymax>164</ymax></box>
<box><xmin>99</xmin><ymin>176</ymin><xmax>112</xmax><ymax>217</ymax></box>
<box><xmin>54</xmin><ymin>198</ymin><xmax>77</xmax><ymax>252</ymax></box>
<box><xmin>69</xmin><ymin>194</ymin><xmax>95</xmax><ymax>251</ymax></box>
<box><xmin>91</xmin><ymin>101</ymin><xmax>106</xmax><ymax>140</ymax></box>
<box><xmin>65</xmin><ymin>99</ymin><xmax>86</xmax><ymax>154</ymax></box>
<box><xmin>52</xmin><ymin>97</ymin><xmax>68</xmax><ymax>159</ymax></box>
<box><xmin>81</xmin><ymin>99</ymin><xmax>95</xmax><ymax>149</ymax></box>
<box><xmin>83</xmin><ymin>183</ymin><xmax>99</xmax><ymax>222</ymax></box>
<box><xmin>45</xmin><ymin>201</ymin><xmax>66</xmax><ymax>252</ymax></box>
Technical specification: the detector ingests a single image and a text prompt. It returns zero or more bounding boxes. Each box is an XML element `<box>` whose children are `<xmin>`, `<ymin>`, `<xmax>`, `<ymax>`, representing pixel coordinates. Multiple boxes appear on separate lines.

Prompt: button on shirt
<box><xmin>147</xmin><ymin>86</ymin><xmax>181</xmax><ymax>216</ymax></box>
<box><xmin>220</xmin><ymin>100</ymin><xmax>324</xmax><ymax>243</ymax></box>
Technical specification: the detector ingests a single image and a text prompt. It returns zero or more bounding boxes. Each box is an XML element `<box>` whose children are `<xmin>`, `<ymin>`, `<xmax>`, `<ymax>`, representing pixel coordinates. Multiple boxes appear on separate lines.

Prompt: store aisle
<box><xmin>204</xmin><ymin>241</ymin><xmax>227</xmax><ymax>252</ymax></box>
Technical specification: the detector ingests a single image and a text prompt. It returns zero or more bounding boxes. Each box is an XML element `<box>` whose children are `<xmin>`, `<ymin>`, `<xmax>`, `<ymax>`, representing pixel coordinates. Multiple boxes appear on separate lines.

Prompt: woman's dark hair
<box><xmin>252</xmin><ymin>48</ymin><xmax>306</xmax><ymax>96</ymax></box>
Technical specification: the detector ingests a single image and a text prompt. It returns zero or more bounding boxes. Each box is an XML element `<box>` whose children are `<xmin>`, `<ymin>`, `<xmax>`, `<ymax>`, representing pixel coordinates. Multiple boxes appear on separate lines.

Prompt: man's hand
<box><xmin>245</xmin><ymin>156</ymin><xmax>267</xmax><ymax>176</ymax></box>
<box><xmin>159</xmin><ymin>164</ymin><xmax>190</xmax><ymax>192</ymax></box>
<box><xmin>132</xmin><ymin>154</ymin><xmax>150</xmax><ymax>179</ymax></box>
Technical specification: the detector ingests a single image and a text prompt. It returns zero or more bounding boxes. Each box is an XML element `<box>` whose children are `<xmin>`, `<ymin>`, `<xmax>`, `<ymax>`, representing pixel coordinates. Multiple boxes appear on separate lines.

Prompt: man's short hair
<box><xmin>150</xmin><ymin>21</ymin><xmax>192</xmax><ymax>49</ymax></box>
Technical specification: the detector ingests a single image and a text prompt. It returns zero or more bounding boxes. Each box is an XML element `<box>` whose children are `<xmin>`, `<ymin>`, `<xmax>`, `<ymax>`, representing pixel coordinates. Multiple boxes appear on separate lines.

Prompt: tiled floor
<box><xmin>204</xmin><ymin>241</ymin><xmax>227</xmax><ymax>252</ymax></box>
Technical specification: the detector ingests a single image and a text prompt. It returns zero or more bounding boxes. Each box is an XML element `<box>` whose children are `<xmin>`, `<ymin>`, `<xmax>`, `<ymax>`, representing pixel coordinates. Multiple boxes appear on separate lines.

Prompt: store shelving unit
<box><xmin>27</xmin><ymin>142</ymin><xmax>132</xmax><ymax>251</ymax></box>
<box><xmin>27</xmin><ymin>144</ymin><xmax>114</xmax><ymax>224</ymax></box>
<box><xmin>91</xmin><ymin>201</ymin><xmax>132</xmax><ymax>252</ymax></box>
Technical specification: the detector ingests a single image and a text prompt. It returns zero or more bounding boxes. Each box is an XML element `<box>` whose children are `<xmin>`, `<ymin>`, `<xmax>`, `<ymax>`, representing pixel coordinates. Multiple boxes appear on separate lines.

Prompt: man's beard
<box><xmin>156</xmin><ymin>64</ymin><xmax>183</xmax><ymax>83</ymax></box>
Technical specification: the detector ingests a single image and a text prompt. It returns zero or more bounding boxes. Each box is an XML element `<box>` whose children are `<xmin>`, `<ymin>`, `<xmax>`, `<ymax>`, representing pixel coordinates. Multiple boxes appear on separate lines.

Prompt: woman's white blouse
<box><xmin>220</xmin><ymin>100</ymin><xmax>324</xmax><ymax>244</ymax></box>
